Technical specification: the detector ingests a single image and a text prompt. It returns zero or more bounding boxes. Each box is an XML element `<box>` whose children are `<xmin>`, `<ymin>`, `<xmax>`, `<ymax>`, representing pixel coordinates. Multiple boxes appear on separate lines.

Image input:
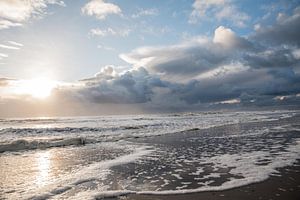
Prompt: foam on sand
<box><xmin>26</xmin><ymin>144</ymin><xmax>154</xmax><ymax>200</ymax></box>
<box><xmin>1</xmin><ymin>110</ymin><xmax>299</xmax><ymax>200</ymax></box>
<box><xmin>29</xmin><ymin>138</ymin><xmax>300</xmax><ymax>200</ymax></box>
<box><xmin>63</xmin><ymin>140</ymin><xmax>300</xmax><ymax>199</ymax></box>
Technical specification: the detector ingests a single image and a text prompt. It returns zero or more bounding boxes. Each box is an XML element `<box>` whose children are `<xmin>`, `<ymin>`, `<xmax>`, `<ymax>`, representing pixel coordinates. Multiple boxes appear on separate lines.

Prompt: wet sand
<box><xmin>1</xmin><ymin>113</ymin><xmax>300</xmax><ymax>199</ymax></box>
<box><xmin>120</xmin><ymin>116</ymin><xmax>300</xmax><ymax>200</ymax></box>
<box><xmin>124</xmin><ymin>162</ymin><xmax>300</xmax><ymax>200</ymax></box>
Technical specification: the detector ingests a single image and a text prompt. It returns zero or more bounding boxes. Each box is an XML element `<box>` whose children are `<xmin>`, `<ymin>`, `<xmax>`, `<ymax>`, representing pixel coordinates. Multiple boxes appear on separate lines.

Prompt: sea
<box><xmin>0</xmin><ymin>110</ymin><xmax>299</xmax><ymax>199</ymax></box>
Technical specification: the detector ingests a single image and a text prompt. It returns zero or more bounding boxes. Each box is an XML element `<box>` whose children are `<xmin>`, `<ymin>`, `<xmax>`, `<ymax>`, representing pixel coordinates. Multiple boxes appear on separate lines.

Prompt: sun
<box><xmin>14</xmin><ymin>78</ymin><xmax>58</xmax><ymax>99</ymax></box>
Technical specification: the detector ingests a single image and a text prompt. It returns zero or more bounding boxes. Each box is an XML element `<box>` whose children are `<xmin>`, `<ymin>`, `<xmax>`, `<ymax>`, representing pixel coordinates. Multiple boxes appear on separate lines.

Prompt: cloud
<box><xmin>0</xmin><ymin>53</ymin><xmax>8</xmax><ymax>58</ymax></box>
<box><xmin>244</xmin><ymin>47</ymin><xmax>300</xmax><ymax>69</ymax></box>
<box><xmin>82</xmin><ymin>0</ymin><xmax>121</xmax><ymax>20</ymax></box>
<box><xmin>53</xmin><ymin>61</ymin><xmax>299</xmax><ymax>112</ymax></box>
<box><xmin>120</xmin><ymin>26</ymin><xmax>252</xmax><ymax>82</ymax></box>
<box><xmin>89</xmin><ymin>27</ymin><xmax>130</xmax><ymax>37</ymax></box>
<box><xmin>0</xmin><ymin>20</ymin><xmax>22</xmax><ymax>30</ymax></box>
<box><xmin>131</xmin><ymin>8</ymin><xmax>159</xmax><ymax>18</ymax></box>
<box><xmin>0</xmin><ymin>44</ymin><xmax>20</xmax><ymax>50</ymax></box>
<box><xmin>0</xmin><ymin>41</ymin><xmax>23</xmax><ymax>61</ymax></box>
<box><xmin>242</xmin><ymin>6</ymin><xmax>300</xmax><ymax>69</ymax></box>
<box><xmin>254</xmin><ymin>6</ymin><xmax>300</xmax><ymax>46</ymax></box>
<box><xmin>189</xmin><ymin>0</ymin><xmax>225</xmax><ymax>20</ymax></box>
<box><xmin>1</xmin><ymin>60</ymin><xmax>299</xmax><ymax>116</ymax></box>
<box><xmin>0</xmin><ymin>3</ymin><xmax>299</xmax><ymax>114</ymax></box>
<box><xmin>0</xmin><ymin>0</ymin><xmax>65</xmax><ymax>29</ymax></box>
<box><xmin>215</xmin><ymin>5</ymin><xmax>250</xmax><ymax>27</ymax></box>
<box><xmin>140</xmin><ymin>26</ymin><xmax>171</xmax><ymax>37</ymax></box>
<box><xmin>97</xmin><ymin>44</ymin><xmax>115</xmax><ymax>51</ymax></box>
<box><xmin>80</xmin><ymin>65</ymin><xmax>117</xmax><ymax>82</ymax></box>
<box><xmin>189</xmin><ymin>0</ymin><xmax>250</xmax><ymax>27</ymax></box>
<box><xmin>213</xmin><ymin>26</ymin><xmax>252</xmax><ymax>49</ymax></box>
<box><xmin>116</xmin><ymin>16</ymin><xmax>300</xmax><ymax>110</ymax></box>
<box><xmin>54</xmin><ymin>35</ymin><xmax>299</xmax><ymax>108</ymax></box>
<box><xmin>77</xmin><ymin>66</ymin><xmax>166</xmax><ymax>104</ymax></box>
<box><xmin>7</xmin><ymin>41</ymin><xmax>23</xmax><ymax>47</ymax></box>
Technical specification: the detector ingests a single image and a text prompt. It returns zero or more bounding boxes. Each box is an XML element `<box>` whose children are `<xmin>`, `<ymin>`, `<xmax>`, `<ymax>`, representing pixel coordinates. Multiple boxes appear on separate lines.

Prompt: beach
<box><xmin>0</xmin><ymin>110</ymin><xmax>300</xmax><ymax>199</ymax></box>
<box><xmin>2</xmin><ymin>0</ymin><xmax>300</xmax><ymax>199</ymax></box>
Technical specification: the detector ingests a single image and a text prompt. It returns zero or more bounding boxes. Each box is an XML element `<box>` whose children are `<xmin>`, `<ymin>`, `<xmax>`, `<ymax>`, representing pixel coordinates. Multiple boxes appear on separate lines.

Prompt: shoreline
<box><xmin>1</xmin><ymin>112</ymin><xmax>299</xmax><ymax>200</ymax></box>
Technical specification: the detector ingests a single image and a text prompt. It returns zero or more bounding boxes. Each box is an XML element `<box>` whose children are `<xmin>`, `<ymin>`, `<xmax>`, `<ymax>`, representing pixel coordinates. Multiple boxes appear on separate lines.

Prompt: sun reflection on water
<box><xmin>35</xmin><ymin>151</ymin><xmax>51</xmax><ymax>187</ymax></box>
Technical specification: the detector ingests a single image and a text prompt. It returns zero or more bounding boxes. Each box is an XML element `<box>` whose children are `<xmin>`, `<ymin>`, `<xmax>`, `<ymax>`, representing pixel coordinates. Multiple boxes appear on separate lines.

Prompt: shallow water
<box><xmin>0</xmin><ymin>110</ymin><xmax>299</xmax><ymax>199</ymax></box>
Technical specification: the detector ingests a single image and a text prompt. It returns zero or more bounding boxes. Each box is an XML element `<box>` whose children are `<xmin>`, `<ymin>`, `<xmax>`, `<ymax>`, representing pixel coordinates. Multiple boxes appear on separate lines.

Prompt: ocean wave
<box><xmin>0</xmin><ymin>137</ymin><xmax>93</xmax><ymax>153</ymax></box>
<box><xmin>0</xmin><ymin>127</ymin><xmax>108</xmax><ymax>134</ymax></box>
<box><xmin>0</xmin><ymin>123</ymin><xmax>164</xmax><ymax>134</ymax></box>
<box><xmin>1</xmin><ymin>111</ymin><xmax>298</xmax><ymax>153</ymax></box>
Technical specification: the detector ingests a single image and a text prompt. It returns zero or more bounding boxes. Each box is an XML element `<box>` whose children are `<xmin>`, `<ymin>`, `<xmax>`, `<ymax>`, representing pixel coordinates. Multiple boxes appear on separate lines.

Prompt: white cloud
<box><xmin>213</xmin><ymin>26</ymin><xmax>251</xmax><ymax>49</ymax></box>
<box><xmin>215</xmin><ymin>6</ymin><xmax>250</xmax><ymax>27</ymax></box>
<box><xmin>120</xmin><ymin>26</ymin><xmax>252</xmax><ymax>82</ymax></box>
<box><xmin>213</xmin><ymin>26</ymin><xmax>236</xmax><ymax>45</ymax></box>
<box><xmin>218</xmin><ymin>98</ymin><xmax>240</xmax><ymax>104</ymax></box>
<box><xmin>90</xmin><ymin>28</ymin><xmax>116</xmax><ymax>37</ymax></box>
<box><xmin>8</xmin><ymin>41</ymin><xmax>23</xmax><ymax>47</ymax></box>
<box><xmin>131</xmin><ymin>8</ymin><xmax>159</xmax><ymax>18</ymax></box>
<box><xmin>196</xmin><ymin>63</ymin><xmax>249</xmax><ymax>80</ymax></box>
<box><xmin>0</xmin><ymin>53</ymin><xmax>8</xmax><ymax>58</ymax></box>
<box><xmin>0</xmin><ymin>0</ymin><xmax>65</xmax><ymax>29</ymax></box>
<box><xmin>89</xmin><ymin>27</ymin><xmax>130</xmax><ymax>37</ymax></box>
<box><xmin>189</xmin><ymin>0</ymin><xmax>250</xmax><ymax>27</ymax></box>
<box><xmin>47</xmin><ymin>0</ymin><xmax>65</xmax><ymax>7</ymax></box>
<box><xmin>0</xmin><ymin>41</ymin><xmax>23</xmax><ymax>62</ymax></box>
<box><xmin>97</xmin><ymin>45</ymin><xmax>115</xmax><ymax>51</ymax></box>
<box><xmin>189</xmin><ymin>0</ymin><xmax>225</xmax><ymax>23</ymax></box>
<box><xmin>141</xmin><ymin>26</ymin><xmax>171</xmax><ymax>36</ymax></box>
<box><xmin>0</xmin><ymin>44</ymin><xmax>20</xmax><ymax>50</ymax></box>
<box><xmin>292</xmin><ymin>49</ymin><xmax>300</xmax><ymax>59</ymax></box>
<box><xmin>0</xmin><ymin>19</ymin><xmax>22</xmax><ymax>29</ymax></box>
<box><xmin>95</xmin><ymin>65</ymin><xmax>117</xmax><ymax>78</ymax></box>
<box><xmin>82</xmin><ymin>0</ymin><xmax>121</xmax><ymax>20</ymax></box>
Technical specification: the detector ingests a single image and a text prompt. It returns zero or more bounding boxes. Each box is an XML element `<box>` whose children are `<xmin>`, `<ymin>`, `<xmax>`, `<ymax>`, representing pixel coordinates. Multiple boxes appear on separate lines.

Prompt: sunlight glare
<box><xmin>35</xmin><ymin>151</ymin><xmax>51</xmax><ymax>187</ymax></box>
<box><xmin>14</xmin><ymin>78</ymin><xmax>58</xmax><ymax>99</ymax></box>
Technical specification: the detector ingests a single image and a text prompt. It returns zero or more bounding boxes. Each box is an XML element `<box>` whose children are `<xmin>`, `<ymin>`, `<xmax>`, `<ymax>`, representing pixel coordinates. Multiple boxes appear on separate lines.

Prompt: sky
<box><xmin>0</xmin><ymin>0</ymin><xmax>299</xmax><ymax>117</ymax></box>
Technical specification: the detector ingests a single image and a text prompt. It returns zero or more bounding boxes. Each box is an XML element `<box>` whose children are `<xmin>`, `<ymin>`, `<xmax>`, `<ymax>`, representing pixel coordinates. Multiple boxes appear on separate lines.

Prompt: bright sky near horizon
<box><xmin>0</xmin><ymin>0</ymin><xmax>299</xmax><ymax>117</ymax></box>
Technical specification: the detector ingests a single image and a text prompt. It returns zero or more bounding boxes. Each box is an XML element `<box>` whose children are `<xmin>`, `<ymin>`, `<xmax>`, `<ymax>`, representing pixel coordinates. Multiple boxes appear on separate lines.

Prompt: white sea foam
<box><xmin>0</xmin><ymin>110</ymin><xmax>297</xmax><ymax>153</ymax></box>
<box><xmin>1</xmin><ymin>110</ymin><xmax>299</xmax><ymax>200</ymax></box>
<box><xmin>25</xmin><ymin>143</ymin><xmax>154</xmax><ymax>200</ymax></box>
<box><xmin>26</xmin><ymin>139</ymin><xmax>300</xmax><ymax>200</ymax></box>
<box><xmin>143</xmin><ymin>140</ymin><xmax>298</xmax><ymax>193</ymax></box>
<box><xmin>63</xmin><ymin>139</ymin><xmax>300</xmax><ymax>199</ymax></box>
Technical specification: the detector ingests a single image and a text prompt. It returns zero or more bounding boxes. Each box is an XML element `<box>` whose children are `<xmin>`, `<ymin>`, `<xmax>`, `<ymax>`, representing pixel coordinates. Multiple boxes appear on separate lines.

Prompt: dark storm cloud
<box><xmin>170</xmin><ymin>68</ymin><xmax>300</xmax><ymax>105</ymax></box>
<box><xmin>77</xmin><ymin>67</ymin><xmax>166</xmax><ymax>104</ymax></box>
<box><xmin>243</xmin><ymin>47</ymin><xmax>300</xmax><ymax>68</ymax></box>
<box><xmin>61</xmin><ymin>62</ymin><xmax>299</xmax><ymax>110</ymax></box>
<box><xmin>241</xmin><ymin>6</ymin><xmax>300</xmax><ymax>69</ymax></box>
<box><xmin>254</xmin><ymin>6</ymin><xmax>300</xmax><ymax>46</ymax></box>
